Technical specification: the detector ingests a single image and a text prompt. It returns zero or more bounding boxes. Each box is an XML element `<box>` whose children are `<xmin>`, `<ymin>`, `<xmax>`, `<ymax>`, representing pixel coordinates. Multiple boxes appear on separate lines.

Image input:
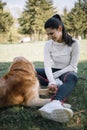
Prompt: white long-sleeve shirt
<box><xmin>44</xmin><ymin>39</ymin><xmax>80</xmax><ymax>85</ymax></box>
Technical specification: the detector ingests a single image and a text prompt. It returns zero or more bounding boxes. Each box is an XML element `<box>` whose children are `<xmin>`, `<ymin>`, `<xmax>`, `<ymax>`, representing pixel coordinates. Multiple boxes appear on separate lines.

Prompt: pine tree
<box><xmin>62</xmin><ymin>0</ymin><xmax>87</xmax><ymax>38</ymax></box>
<box><xmin>0</xmin><ymin>0</ymin><xmax>6</xmax><ymax>11</ymax></box>
<box><xmin>0</xmin><ymin>0</ymin><xmax>13</xmax><ymax>33</ymax></box>
<box><xmin>18</xmin><ymin>0</ymin><xmax>55</xmax><ymax>41</ymax></box>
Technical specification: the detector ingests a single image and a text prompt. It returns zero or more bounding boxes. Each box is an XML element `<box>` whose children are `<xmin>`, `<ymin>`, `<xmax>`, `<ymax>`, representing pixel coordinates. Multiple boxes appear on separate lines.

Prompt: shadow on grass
<box><xmin>0</xmin><ymin>61</ymin><xmax>87</xmax><ymax>130</ymax></box>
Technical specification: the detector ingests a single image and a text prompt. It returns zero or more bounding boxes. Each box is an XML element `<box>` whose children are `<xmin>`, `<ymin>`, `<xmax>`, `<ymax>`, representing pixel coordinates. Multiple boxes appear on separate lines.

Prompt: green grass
<box><xmin>0</xmin><ymin>40</ymin><xmax>87</xmax><ymax>130</ymax></box>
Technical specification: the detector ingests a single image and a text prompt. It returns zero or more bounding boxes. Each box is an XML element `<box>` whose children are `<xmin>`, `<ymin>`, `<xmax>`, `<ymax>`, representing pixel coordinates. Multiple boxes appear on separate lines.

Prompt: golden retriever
<box><xmin>0</xmin><ymin>57</ymin><xmax>51</xmax><ymax>108</ymax></box>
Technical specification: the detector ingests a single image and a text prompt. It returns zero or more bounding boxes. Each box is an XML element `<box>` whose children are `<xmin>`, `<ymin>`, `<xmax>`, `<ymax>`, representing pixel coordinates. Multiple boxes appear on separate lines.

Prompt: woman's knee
<box><xmin>36</xmin><ymin>68</ymin><xmax>45</xmax><ymax>75</ymax></box>
<box><xmin>65</xmin><ymin>73</ymin><xmax>78</xmax><ymax>84</ymax></box>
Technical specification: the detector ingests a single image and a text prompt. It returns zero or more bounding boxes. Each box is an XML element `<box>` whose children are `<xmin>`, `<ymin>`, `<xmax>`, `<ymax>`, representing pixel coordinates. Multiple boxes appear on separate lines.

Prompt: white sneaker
<box><xmin>62</xmin><ymin>103</ymin><xmax>71</xmax><ymax>109</ymax></box>
<box><xmin>38</xmin><ymin>100</ymin><xmax>73</xmax><ymax>123</ymax></box>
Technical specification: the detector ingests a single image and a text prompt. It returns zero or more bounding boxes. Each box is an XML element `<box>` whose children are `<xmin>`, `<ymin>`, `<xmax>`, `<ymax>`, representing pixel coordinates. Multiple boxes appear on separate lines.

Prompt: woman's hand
<box><xmin>48</xmin><ymin>84</ymin><xmax>58</xmax><ymax>94</ymax></box>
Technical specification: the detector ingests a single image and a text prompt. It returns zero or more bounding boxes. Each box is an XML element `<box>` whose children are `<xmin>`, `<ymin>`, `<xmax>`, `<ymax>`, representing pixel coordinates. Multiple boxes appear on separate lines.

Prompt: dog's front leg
<box><xmin>25</xmin><ymin>98</ymin><xmax>51</xmax><ymax>107</ymax></box>
<box><xmin>39</xmin><ymin>88</ymin><xmax>49</xmax><ymax>96</ymax></box>
<box><xmin>34</xmin><ymin>98</ymin><xmax>51</xmax><ymax>106</ymax></box>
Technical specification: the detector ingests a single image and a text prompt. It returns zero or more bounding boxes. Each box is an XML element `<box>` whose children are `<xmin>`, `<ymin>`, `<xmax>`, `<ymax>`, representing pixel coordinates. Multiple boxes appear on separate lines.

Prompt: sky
<box><xmin>2</xmin><ymin>0</ymin><xmax>78</xmax><ymax>18</ymax></box>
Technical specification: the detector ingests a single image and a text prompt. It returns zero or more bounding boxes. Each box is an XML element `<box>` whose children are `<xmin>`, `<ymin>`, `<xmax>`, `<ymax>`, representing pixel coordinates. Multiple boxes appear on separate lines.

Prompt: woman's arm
<box><xmin>53</xmin><ymin>40</ymin><xmax>80</xmax><ymax>78</ymax></box>
<box><xmin>44</xmin><ymin>42</ymin><xmax>56</xmax><ymax>85</ymax></box>
<box><xmin>44</xmin><ymin>42</ymin><xmax>63</xmax><ymax>86</ymax></box>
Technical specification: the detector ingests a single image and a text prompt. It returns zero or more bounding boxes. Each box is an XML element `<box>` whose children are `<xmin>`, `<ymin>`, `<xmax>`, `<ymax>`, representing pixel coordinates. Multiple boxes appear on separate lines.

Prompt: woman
<box><xmin>36</xmin><ymin>14</ymin><xmax>80</xmax><ymax>122</ymax></box>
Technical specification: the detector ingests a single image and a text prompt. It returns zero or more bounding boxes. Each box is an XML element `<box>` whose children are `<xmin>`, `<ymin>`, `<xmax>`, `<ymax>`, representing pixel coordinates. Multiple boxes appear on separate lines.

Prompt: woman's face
<box><xmin>46</xmin><ymin>26</ymin><xmax>63</xmax><ymax>42</ymax></box>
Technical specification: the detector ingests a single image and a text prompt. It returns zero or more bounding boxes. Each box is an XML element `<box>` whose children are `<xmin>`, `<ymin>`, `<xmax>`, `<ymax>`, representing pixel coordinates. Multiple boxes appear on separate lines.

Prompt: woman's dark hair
<box><xmin>44</xmin><ymin>14</ymin><xmax>75</xmax><ymax>46</ymax></box>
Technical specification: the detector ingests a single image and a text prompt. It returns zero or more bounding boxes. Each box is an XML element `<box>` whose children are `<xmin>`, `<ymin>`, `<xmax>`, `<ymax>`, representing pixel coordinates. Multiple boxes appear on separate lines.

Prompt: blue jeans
<box><xmin>36</xmin><ymin>68</ymin><xmax>78</xmax><ymax>101</ymax></box>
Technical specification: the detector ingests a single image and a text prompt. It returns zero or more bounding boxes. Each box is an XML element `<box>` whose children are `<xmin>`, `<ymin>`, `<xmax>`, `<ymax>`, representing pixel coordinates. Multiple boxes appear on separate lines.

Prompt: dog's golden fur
<box><xmin>0</xmin><ymin>57</ymin><xmax>50</xmax><ymax>108</ymax></box>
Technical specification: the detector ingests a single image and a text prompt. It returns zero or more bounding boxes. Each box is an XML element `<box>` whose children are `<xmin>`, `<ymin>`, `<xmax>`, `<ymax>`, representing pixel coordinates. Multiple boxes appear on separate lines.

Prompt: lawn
<box><xmin>0</xmin><ymin>41</ymin><xmax>45</xmax><ymax>62</ymax></box>
<box><xmin>0</xmin><ymin>40</ymin><xmax>87</xmax><ymax>130</ymax></box>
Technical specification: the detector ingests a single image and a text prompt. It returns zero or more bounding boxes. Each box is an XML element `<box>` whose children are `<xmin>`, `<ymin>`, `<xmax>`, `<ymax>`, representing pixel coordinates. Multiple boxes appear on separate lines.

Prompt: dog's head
<box><xmin>10</xmin><ymin>56</ymin><xmax>36</xmax><ymax>75</ymax></box>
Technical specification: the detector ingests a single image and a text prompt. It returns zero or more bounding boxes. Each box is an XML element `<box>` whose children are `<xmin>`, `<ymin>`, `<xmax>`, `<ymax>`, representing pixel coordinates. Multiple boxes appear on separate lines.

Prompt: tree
<box><xmin>18</xmin><ymin>0</ymin><xmax>56</xmax><ymax>41</ymax></box>
<box><xmin>80</xmin><ymin>0</ymin><xmax>87</xmax><ymax>38</ymax></box>
<box><xmin>62</xmin><ymin>0</ymin><xmax>87</xmax><ymax>38</ymax></box>
<box><xmin>0</xmin><ymin>0</ymin><xmax>6</xmax><ymax>11</ymax></box>
<box><xmin>0</xmin><ymin>0</ymin><xmax>14</xmax><ymax>33</ymax></box>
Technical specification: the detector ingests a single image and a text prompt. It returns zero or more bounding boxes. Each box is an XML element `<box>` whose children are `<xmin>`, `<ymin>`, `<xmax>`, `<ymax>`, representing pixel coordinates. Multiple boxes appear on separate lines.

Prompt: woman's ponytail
<box><xmin>53</xmin><ymin>14</ymin><xmax>75</xmax><ymax>46</ymax></box>
<box><xmin>62</xmin><ymin>25</ymin><xmax>75</xmax><ymax>46</ymax></box>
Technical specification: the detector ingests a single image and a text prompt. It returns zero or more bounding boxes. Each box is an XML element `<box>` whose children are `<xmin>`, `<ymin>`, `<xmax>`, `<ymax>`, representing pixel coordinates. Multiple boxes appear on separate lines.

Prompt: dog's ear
<box><xmin>0</xmin><ymin>77</ymin><xmax>6</xmax><ymax>87</ymax></box>
<box><xmin>0</xmin><ymin>77</ymin><xmax>6</xmax><ymax>97</ymax></box>
<box><xmin>28</xmin><ymin>62</ymin><xmax>37</xmax><ymax>75</ymax></box>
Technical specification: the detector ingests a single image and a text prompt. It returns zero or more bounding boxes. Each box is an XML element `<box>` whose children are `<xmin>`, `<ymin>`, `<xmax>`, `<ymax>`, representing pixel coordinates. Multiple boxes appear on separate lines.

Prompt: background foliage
<box><xmin>0</xmin><ymin>0</ymin><xmax>87</xmax><ymax>43</ymax></box>
<box><xmin>0</xmin><ymin>0</ymin><xmax>13</xmax><ymax>33</ymax></box>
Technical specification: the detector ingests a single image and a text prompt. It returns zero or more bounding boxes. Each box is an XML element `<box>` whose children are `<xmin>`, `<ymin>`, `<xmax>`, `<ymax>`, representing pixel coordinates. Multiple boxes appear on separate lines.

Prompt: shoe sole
<box><xmin>38</xmin><ymin>108</ymin><xmax>73</xmax><ymax>123</ymax></box>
